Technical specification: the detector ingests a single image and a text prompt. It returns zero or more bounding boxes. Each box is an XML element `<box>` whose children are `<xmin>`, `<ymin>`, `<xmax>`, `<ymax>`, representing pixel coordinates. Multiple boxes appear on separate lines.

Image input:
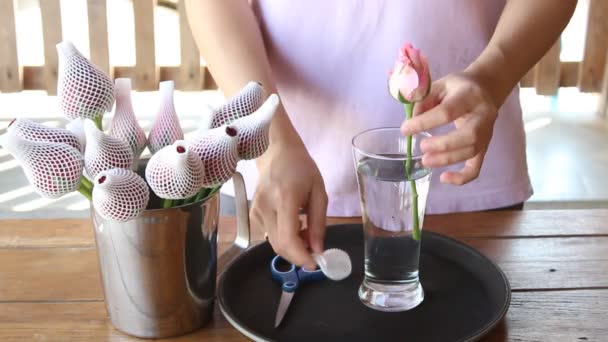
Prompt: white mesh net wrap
<box><xmin>66</xmin><ymin>118</ymin><xmax>86</xmax><ymax>152</ymax></box>
<box><xmin>92</xmin><ymin>168</ymin><xmax>149</xmax><ymax>222</ymax></box>
<box><xmin>189</xmin><ymin>126</ymin><xmax>239</xmax><ymax>187</ymax></box>
<box><xmin>8</xmin><ymin>118</ymin><xmax>83</xmax><ymax>153</ymax></box>
<box><xmin>56</xmin><ymin>41</ymin><xmax>114</xmax><ymax>120</ymax></box>
<box><xmin>232</xmin><ymin>94</ymin><xmax>279</xmax><ymax>160</ymax></box>
<box><xmin>109</xmin><ymin>79</ymin><xmax>147</xmax><ymax>160</ymax></box>
<box><xmin>211</xmin><ymin>81</ymin><xmax>264</xmax><ymax>128</ymax></box>
<box><xmin>0</xmin><ymin>134</ymin><xmax>84</xmax><ymax>198</ymax></box>
<box><xmin>147</xmin><ymin>81</ymin><xmax>184</xmax><ymax>154</ymax></box>
<box><xmin>145</xmin><ymin>140</ymin><xmax>204</xmax><ymax>199</ymax></box>
<box><xmin>84</xmin><ymin>119</ymin><xmax>134</xmax><ymax>179</ymax></box>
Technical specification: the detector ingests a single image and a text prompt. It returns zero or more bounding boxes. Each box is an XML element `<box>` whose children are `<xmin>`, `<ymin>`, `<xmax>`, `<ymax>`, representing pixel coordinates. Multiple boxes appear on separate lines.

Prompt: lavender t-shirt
<box><xmin>224</xmin><ymin>0</ymin><xmax>533</xmax><ymax>216</ymax></box>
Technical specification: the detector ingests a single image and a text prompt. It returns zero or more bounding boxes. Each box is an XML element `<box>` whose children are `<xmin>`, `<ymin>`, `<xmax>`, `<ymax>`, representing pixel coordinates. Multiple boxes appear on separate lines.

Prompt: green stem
<box><xmin>93</xmin><ymin>115</ymin><xmax>103</xmax><ymax>130</ymax></box>
<box><xmin>184</xmin><ymin>194</ymin><xmax>198</xmax><ymax>205</ymax></box>
<box><xmin>81</xmin><ymin>177</ymin><xmax>93</xmax><ymax>191</ymax></box>
<box><xmin>77</xmin><ymin>182</ymin><xmax>92</xmax><ymax>201</ymax></box>
<box><xmin>404</xmin><ymin>102</ymin><xmax>421</xmax><ymax>241</ymax></box>
<box><xmin>162</xmin><ymin>199</ymin><xmax>173</xmax><ymax>208</ymax></box>
<box><xmin>194</xmin><ymin>188</ymin><xmax>208</xmax><ymax>203</ymax></box>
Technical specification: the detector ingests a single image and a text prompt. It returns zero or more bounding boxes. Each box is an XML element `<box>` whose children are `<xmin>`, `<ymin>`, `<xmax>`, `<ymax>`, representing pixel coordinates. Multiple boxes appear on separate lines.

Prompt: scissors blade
<box><xmin>274</xmin><ymin>290</ymin><xmax>294</xmax><ymax>328</ymax></box>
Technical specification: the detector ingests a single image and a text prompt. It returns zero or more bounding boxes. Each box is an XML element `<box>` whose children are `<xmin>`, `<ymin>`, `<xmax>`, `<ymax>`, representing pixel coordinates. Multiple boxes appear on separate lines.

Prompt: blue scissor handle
<box><xmin>270</xmin><ymin>255</ymin><xmax>325</xmax><ymax>293</ymax></box>
<box><xmin>297</xmin><ymin>266</ymin><xmax>325</xmax><ymax>283</ymax></box>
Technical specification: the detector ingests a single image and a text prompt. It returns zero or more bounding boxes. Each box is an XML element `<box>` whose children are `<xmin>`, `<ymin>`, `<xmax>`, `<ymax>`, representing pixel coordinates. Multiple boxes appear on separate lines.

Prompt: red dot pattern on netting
<box><xmin>92</xmin><ymin>168</ymin><xmax>149</xmax><ymax>222</ymax></box>
<box><xmin>232</xmin><ymin>95</ymin><xmax>278</xmax><ymax>160</ymax></box>
<box><xmin>2</xmin><ymin>134</ymin><xmax>84</xmax><ymax>198</ymax></box>
<box><xmin>109</xmin><ymin>80</ymin><xmax>147</xmax><ymax>159</ymax></box>
<box><xmin>148</xmin><ymin>82</ymin><xmax>184</xmax><ymax>154</ymax></box>
<box><xmin>8</xmin><ymin>118</ymin><xmax>83</xmax><ymax>153</ymax></box>
<box><xmin>84</xmin><ymin>121</ymin><xmax>134</xmax><ymax>179</ymax></box>
<box><xmin>56</xmin><ymin>42</ymin><xmax>114</xmax><ymax>120</ymax></box>
<box><xmin>210</xmin><ymin>82</ymin><xmax>264</xmax><ymax>128</ymax></box>
<box><xmin>189</xmin><ymin>126</ymin><xmax>239</xmax><ymax>187</ymax></box>
<box><xmin>145</xmin><ymin>142</ymin><xmax>204</xmax><ymax>199</ymax></box>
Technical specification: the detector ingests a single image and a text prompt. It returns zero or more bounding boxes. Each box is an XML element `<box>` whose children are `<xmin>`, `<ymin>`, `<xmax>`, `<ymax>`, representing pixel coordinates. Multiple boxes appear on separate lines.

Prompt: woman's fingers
<box><xmin>276</xmin><ymin>199</ymin><xmax>316</xmax><ymax>269</ymax></box>
<box><xmin>439</xmin><ymin>153</ymin><xmax>484</xmax><ymax>185</ymax></box>
<box><xmin>421</xmin><ymin>146</ymin><xmax>478</xmax><ymax>168</ymax></box>
<box><xmin>306</xmin><ymin>182</ymin><xmax>328</xmax><ymax>254</ymax></box>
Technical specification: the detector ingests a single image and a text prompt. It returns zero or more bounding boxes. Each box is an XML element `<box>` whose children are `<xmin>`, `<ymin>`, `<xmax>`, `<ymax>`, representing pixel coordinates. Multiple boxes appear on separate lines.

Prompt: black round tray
<box><xmin>218</xmin><ymin>224</ymin><xmax>510</xmax><ymax>342</ymax></box>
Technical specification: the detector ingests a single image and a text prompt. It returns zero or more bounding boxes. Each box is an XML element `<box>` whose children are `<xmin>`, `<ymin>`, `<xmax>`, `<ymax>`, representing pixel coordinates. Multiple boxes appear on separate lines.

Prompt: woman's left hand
<box><xmin>400</xmin><ymin>72</ymin><xmax>499</xmax><ymax>185</ymax></box>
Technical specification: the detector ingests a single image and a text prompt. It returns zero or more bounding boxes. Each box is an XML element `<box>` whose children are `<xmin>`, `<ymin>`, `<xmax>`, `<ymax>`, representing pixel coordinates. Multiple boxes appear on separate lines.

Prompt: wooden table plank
<box><xmin>2</xmin><ymin>210</ymin><xmax>607</xmax><ymax>249</ymax></box>
<box><xmin>1</xmin><ymin>290</ymin><xmax>606</xmax><ymax>342</ymax></box>
<box><xmin>2</xmin><ymin>236</ymin><xmax>607</xmax><ymax>301</ymax></box>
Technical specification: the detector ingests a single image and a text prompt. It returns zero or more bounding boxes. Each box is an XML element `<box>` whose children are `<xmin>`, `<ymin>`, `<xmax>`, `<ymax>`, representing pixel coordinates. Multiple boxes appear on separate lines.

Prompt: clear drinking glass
<box><xmin>352</xmin><ymin>127</ymin><xmax>432</xmax><ymax>311</ymax></box>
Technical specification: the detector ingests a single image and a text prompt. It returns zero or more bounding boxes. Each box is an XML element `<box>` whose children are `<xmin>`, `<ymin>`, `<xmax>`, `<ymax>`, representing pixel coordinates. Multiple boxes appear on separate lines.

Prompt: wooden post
<box><xmin>520</xmin><ymin>65</ymin><xmax>536</xmax><ymax>88</ymax></box>
<box><xmin>178</xmin><ymin>0</ymin><xmax>202</xmax><ymax>90</ymax></box>
<box><xmin>578</xmin><ymin>0</ymin><xmax>608</xmax><ymax>92</ymax></box>
<box><xmin>0</xmin><ymin>0</ymin><xmax>21</xmax><ymax>92</ymax></box>
<box><xmin>599</xmin><ymin>50</ymin><xmax>608</xmax><ymax>118</ymax></box>
<box><xmin>87</xmin><ymin>0</ymin><xmax>111</xmax><ymax>77</ymax></box>
<box><xmin>535</xmin><ymin>40</ymin><xmax>561</xmax><ymax>96</ymax></box>
<box><xmin>133</xmin><ymin>0</ymin><xmax>157</xmax><ymax>90</ymax></box>
<box><xmin>39</xmin><ymin>0</ymin><xmax>63</xmax><ymax>95</ymax></box>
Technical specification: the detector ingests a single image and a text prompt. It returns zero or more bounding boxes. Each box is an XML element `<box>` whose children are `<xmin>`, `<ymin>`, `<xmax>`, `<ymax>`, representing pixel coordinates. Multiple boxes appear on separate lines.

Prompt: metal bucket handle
<box><xmin>218</xmin><ymin>171</ymin><xmax>251</xmax><ymax>273</ymax></box>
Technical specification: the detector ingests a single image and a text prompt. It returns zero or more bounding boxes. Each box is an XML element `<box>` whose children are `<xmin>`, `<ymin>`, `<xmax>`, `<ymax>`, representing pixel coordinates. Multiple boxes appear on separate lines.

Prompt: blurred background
<box><xmin>0</xmin><ymin>0</ymin><xmax>607</xmax><ymax>218</ymax></box>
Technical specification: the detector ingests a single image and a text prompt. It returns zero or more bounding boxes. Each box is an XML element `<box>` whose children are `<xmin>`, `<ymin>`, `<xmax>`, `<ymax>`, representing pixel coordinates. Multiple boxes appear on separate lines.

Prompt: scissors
<box><xmin>270</xmin><ymin>255</ymin><xmax>325</xmax><ymax>327</ymax></box>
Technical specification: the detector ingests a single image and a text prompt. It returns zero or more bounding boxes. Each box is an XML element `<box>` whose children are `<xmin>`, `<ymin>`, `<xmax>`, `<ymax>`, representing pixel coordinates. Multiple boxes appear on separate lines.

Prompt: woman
<box><xmin>186</xmin><ymin>0</ymin><xmax>577</xmax><ymax>269</ymax></box>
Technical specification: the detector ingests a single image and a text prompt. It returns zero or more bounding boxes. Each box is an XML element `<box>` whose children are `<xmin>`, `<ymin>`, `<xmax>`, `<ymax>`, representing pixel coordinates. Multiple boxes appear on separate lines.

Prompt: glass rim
<box><xmin>351</xmin><ymin>127</ymin><xmax>432</xmax><ymax>162</ymax></box>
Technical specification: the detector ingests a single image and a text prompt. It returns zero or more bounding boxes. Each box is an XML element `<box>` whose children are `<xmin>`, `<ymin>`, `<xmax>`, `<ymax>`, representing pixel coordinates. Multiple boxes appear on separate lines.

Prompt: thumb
<box><xmin>413</xmin><ymin>82</ymin><xmax>442</xmax><ymax>116</ymax></box>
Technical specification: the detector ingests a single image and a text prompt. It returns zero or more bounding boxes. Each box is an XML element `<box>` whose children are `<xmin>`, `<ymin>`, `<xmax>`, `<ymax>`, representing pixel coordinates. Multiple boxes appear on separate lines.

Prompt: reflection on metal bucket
<box><xmin>92</xmin><ymin>193</ymin><xmax>219</xmax><ymax>338</ymax></box>
<box><xmin>90</xmin><ymin>164</ymin><xmax>250</xmax><ymax>338</ymax></box>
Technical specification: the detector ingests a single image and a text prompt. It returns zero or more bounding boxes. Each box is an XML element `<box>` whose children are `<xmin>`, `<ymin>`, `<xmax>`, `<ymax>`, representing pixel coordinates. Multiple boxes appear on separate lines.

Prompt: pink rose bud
<box><xmin>7</xmin><ymin>118</ymin><xmax>83</xmax><ymax>153</ymax></box>
<box><xmin>56</xmin><ymin>41</ymin><xmax>115</xmax><ymax>120</ymax></box>
<box><xmin>231</xmin><ymin>94</ymin><xmax>279</xmax><ymax>160</ymax></box>
<box><xmin>109</xmin><ymin>78</ymin><xmax>147</xmax><ymax>160</ymax></box>
<box><xmin>189</xmin><ymin>126</ymin><xmax>239</xmax><ymax>188</ymax></box>
<box><xmin>92</xmin><ymin>168</ymin><xmax>149</xmax><ymax>222</ymax></box>
<box><xmin>145</xmin><ymin>140</ymin><xmax>204</xmax><ymax>200</ymax></box>
<box><xmin>147</xmin><ymin>81</ymin><xmax>184</xmax><ymax>154</ymax></box>
<box><xmin>84</xmin><ymin>119</ymin><xmax>134</xmax><ymax>179</ymax></box>
<box><xmin>0</xmin><ymin>133</ymin><xmax>84</xmax><ymax>199</ymax></box>
<box><xmin>211</xmin><ymin>81</ymin><xmax>264</xmax><ymax>128</ymax></box>
<box><xmin>388</xmin><ymin>43</ymin><xmax>431</xmax><ymax>103</ymax></box>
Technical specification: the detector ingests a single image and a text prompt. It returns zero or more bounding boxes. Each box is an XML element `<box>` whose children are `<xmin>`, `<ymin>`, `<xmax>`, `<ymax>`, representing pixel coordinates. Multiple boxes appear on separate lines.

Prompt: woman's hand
<box><xmin>401</xmin><ymin>72</ymin><xmax>499</xmax><ymax>185</ymax></box>
<box><xmin>252</xmin><ymin>140</ymin><xmax>327</xmax><ymax>270</ymax></box>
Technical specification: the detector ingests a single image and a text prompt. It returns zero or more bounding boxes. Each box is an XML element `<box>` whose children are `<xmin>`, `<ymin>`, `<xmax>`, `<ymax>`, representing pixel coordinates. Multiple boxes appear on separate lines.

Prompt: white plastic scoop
<box><xmin>313</xmin><ymin>248</ymin><xmax>352</xmax><ymax>281</ymax></box>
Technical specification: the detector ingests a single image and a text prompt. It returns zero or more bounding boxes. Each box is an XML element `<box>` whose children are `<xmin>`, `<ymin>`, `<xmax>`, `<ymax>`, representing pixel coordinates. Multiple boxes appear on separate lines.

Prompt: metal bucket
<box><xmin>90</xmin><ymin>168</ymin><xmax>250</xmax><ymax>338</ymax></box>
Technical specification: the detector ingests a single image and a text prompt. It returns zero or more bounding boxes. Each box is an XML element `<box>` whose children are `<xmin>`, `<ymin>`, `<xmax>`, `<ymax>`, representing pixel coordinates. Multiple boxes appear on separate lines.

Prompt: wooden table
<box><xmin>1</xmin><ymin>209</ymin><xmax>607</xmax><ymax>341</ymax></box>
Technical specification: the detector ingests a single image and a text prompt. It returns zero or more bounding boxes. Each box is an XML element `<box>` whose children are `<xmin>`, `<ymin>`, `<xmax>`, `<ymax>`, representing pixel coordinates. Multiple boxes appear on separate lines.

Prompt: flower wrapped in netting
<box><xmin>210</xmin><ymin>81</ymin><xmax>264</xmax><ymax>128</ymax></box>
<box><xmin>109</xmin><ymin>78</ymin><xmax>147</xmax><ymax>160</ymax></box>
<box><xmin>8</xmin><ymin>118</ymin><xmax>83</xmax><ymax>153</ymax></box>
<box><xmin>145</xmin><ymin>140</ymin><xmax>204</xmax><ymax>200</ymax></box>
<box><xmin>147</xmin><ymin>81</ymin><xmax>184</xmax><ymax>154</ymax></box>
<box><xmin>0</xmin><ymin>134</ymin><xmax>84</xmax><ymax>198</ymax></box>
<box><xmin>189</xmin><ymin>126</ymin><xmax>239</xmax><ymax>187</ymax></box>
<box><xmin>231</xmin><ymin>94</ymin><xmax>279</xmax><ymax>160</ymax></box>
<box><xmin>92</xmin><ymin>168</ymin><xmax>149</xmax><ymax>222</ymax></box>
<box><xmin>56</xmin><ymin>41</ymin><xmax>114</xmax><ymax>121</ymax></box>
<box><xmin>84</xmin><ymin>119</ymin><xmax>134</xmax><ymax>179</ymax></box>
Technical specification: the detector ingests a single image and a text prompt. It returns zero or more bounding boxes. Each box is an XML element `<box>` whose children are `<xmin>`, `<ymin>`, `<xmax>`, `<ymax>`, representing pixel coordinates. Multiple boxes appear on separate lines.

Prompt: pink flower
<box><xmin>388</xmin><ymin>43</ymin><xmax>431</xmax><ymax>103</ymax></box>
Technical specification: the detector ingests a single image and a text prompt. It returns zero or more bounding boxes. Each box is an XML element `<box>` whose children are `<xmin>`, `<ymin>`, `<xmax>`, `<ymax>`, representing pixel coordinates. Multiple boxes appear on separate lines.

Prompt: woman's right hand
<box><xmin>252</xmin><ymin>139</ymin><xmax>328</xmax><ymax>270</ymax></box>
